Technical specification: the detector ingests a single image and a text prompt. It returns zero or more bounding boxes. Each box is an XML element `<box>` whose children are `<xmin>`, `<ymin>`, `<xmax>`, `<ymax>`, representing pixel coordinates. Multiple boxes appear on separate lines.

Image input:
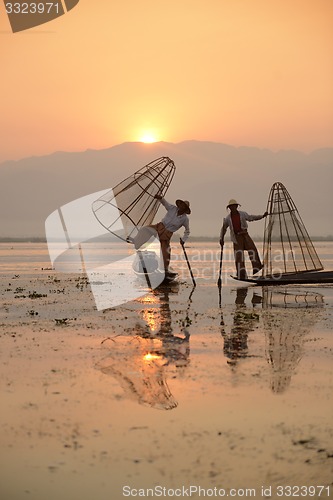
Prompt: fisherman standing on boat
<box><xmin>219</xmin><ymin>199</ymin><xmax>268</xmax><ymax>280</ymax></box>
<box><xmin>129</xmin><ymin>195</ymin><xmax>191</xmax><ymax>278</ymax></box>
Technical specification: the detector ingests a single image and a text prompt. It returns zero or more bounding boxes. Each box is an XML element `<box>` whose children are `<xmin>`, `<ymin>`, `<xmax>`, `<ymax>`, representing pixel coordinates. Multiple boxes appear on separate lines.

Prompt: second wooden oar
<box><xmin>180</xmin><ymin>238</ymin><xmax>196</xmax><ymax>287</ymax></box>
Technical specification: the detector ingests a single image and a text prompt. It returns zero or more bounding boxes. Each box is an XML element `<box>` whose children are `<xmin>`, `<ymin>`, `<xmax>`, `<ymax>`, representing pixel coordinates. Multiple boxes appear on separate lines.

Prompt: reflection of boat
<box><xmin>233</xmin><ymin>182</ymin><xmax>333</xmax><ymax>285</ymax></box>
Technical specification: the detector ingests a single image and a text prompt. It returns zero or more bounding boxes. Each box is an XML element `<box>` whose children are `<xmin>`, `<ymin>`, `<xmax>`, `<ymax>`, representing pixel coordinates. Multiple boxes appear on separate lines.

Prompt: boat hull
<box><xmin>231</xmin><ymin>270</ymin><xmax>333</xmax><ymax>285</ymax></box>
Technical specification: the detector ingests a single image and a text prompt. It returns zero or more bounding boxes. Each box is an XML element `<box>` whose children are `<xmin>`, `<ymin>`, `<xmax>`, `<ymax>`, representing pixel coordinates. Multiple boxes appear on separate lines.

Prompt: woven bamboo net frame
<box><xmin>92</xmin><ymin>157</ymin><xmax>176</xmax><ymax>242</ymax></box>
<box><xmin>262</xmin><ymin>182</ymin><xmax>323</xmax><ymax>277</ymax></box>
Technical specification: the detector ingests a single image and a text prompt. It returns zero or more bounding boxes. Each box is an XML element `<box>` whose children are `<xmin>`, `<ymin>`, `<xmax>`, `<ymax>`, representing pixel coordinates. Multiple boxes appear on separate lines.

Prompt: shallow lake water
<box><xmin>0</xmin><ymin>242</ymin><xmax>332</xmax><ymax>500</ymax></box>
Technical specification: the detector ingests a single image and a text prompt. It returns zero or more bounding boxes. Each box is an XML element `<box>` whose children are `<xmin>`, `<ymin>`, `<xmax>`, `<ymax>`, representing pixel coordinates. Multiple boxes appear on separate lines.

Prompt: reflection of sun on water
<box><xmin>143</xmin><ymin>352</ymin><xmax>162</xmax><ymax>362</ymax></box>
<box><xmin>137</xmin><ymin>295</ymin><xmax>159</xmax><ymax>305</ymax></box>
<box><xmin>137</xmin><ymin>295</ymin><xmax>160</xmax><ymax>332</ymax></box>
<box><xmin>141</xmin><ymin>309</ymin><xmax>160</xmax><ymax>332</ymax></box>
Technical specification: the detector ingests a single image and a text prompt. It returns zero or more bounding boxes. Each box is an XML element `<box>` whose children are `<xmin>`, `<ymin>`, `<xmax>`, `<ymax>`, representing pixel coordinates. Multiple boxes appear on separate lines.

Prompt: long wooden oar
<box><xmin>137</xmin><ymin>250</ymin><xmax>152</xmax><ymax>289</ymax></box>
<box><xmin>217</xmin><ymin>245</ymin><xmax>223</xmax><ymax>288</ymax></box>
<box><xmin>180</xmin><ymin>239</ymin><xmax>196</xmax><ymax>287</ymax></box>
<box><xmin>217</xmin><ymin>245</ymin><xmax>223</xmax><ymax>308</ymax></box>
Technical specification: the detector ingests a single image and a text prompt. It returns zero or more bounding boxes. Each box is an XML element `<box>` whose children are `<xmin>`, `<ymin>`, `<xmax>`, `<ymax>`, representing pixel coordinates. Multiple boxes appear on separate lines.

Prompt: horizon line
<box><xmin>1</xmin><ymin>139</ymin><xmax>333</xmax><ymax>166</ymax></box>
<box><xmin>1</xmin><ymin>235</ymin><xmax>333</xmax><ymax>243</ymax></box>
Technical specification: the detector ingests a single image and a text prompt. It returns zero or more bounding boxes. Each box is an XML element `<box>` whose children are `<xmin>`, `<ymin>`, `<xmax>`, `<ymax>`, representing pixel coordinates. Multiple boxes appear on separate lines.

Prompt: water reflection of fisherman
<box><xmin>220</xmin><ymin>288</ymin><xmax>261</xmax><ymax>365</ymax></box>
<box><xmin>97</xmin><ymin>285</ymin><xmax>191</xmax><ymax>410</ymax></box>
<box><xmin>138</xmin><ymin>286</ymin><xmax>191</xmax><ymax>370</ymax></box>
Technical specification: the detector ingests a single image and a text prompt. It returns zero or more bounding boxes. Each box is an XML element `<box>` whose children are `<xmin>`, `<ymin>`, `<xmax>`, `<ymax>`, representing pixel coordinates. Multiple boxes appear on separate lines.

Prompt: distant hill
<box><xmin>0</xmin><ymin>141</ymin><xmax>332</xmax><ymax>238</ymax></box>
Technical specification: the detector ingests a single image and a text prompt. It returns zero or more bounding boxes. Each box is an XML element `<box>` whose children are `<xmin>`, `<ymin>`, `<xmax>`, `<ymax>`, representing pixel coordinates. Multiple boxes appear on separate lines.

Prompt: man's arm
<box><xmin>154</xmin><ymin>194</ymin><xmax>173</xmax><ymax>210</ymax></box>
<box><xmin>245</xmin><ymin>211</ymin><xmax>268</xmax><ymax>222</ymax></box>
<box><xmin>219</xmin><ymin>218</ymin><xmax>228</xmax><ymax>246</ymax></box>
<box><xmin>181</xmin><ymin>218</ymin><xmax>190</xmax><ymax>243</ymax></box>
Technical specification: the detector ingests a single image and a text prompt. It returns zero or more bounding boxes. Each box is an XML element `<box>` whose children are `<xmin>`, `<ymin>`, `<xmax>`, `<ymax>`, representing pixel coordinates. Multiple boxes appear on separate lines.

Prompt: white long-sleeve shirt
<box><xmin>220</xmin><ymin>211</ymin><xmax>264</xmax><ymax>244</ymax></box>
<box><xmin>160</xmin><ymin>198</ymin><xmax>190</xmax><ymax>242</ymax></box>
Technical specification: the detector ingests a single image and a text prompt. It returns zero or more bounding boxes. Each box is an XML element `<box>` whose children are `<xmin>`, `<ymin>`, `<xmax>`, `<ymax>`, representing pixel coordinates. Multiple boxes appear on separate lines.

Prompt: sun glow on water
<box><xmin>143</xmin><ymin>353</ymin><xmax>161</xmax><ymax>362</ymax></box>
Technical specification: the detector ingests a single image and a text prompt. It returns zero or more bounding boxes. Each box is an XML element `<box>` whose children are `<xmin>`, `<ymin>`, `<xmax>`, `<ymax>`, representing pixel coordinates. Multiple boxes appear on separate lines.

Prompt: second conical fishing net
<box><xmin>262</xmin><ymin>182</ymin><xmax>323</xmax><ymax>277</ymax></box>
<box><xmin>92</xmin><ymin>157</ymin><xmax>175</xmax><ymax>241</ymax></box>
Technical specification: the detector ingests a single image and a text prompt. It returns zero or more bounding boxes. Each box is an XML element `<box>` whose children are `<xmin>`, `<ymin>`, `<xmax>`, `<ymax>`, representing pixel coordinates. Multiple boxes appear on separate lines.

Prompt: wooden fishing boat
<box><xmin>232</xmin><ymin>270</ymin><xmax>333</xmax><ymax>285</ymax></box>
<box><xmin>232</xmin><ymin>182</ymin><xmax>333</xmax><ymax>285</ymax></box>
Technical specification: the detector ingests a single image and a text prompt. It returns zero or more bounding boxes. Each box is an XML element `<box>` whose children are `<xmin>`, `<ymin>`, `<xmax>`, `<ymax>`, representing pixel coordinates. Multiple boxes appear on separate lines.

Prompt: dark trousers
<box><xmin>134</xmin><ymin>222</ymin><xmax>173</xmax><ymax>272</ymax></box>
<box><xmin>233</xmin><ymin>232</ymin><xmax>262</xmax><ymax>279</ymax></box>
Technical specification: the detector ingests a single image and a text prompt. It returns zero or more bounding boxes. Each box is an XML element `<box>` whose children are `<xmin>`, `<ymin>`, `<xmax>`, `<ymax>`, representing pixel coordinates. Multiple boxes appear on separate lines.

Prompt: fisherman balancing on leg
<box><xmin>219</xmin><ymin>199</ymin><xmax>268</xmax><ymax>280</ymax></box>
<box><xmin>128</xmin><ymin>195</ymin><xmax>191</xmax><ymax>279</ymax></box>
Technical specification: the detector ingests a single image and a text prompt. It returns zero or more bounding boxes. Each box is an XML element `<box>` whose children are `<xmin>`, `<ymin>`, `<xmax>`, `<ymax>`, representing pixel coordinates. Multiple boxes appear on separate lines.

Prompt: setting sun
<box><xmin>140</xmin><ymin>133</ymin><xmax>158</xmax><ymax>144</ymax></box>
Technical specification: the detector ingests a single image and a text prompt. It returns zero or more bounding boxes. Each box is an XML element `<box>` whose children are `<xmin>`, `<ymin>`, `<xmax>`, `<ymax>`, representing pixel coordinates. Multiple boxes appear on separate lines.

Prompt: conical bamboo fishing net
<box><xmin>262</xmin><ymin>182</ymin><xmax>323</xmax><ymax>277</ymax></box>
<box><xmin>92</xmin><ymin>157</ymin><xmax>175</xmax><ymax>241</ymax></box>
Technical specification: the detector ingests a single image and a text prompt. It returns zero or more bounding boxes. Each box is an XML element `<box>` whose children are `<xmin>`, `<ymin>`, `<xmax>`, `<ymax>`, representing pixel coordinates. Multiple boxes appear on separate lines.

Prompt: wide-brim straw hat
<box><xmin>176</xmin><ymin>199</ymin><xmax>191</xmax><ymax>214</ymax></box>
<box><xmin>227</xmin><ymin>198</ymin><xmax>241</xmax><ymax>208</ymax></box>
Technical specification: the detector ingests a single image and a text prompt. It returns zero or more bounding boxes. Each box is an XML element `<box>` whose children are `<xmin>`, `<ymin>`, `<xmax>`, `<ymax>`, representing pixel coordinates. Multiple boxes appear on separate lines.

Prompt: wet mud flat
<box><xmin>0</xmin><ymin>265</ymin><xmax>333</xmax><ymax>500</ymax></box>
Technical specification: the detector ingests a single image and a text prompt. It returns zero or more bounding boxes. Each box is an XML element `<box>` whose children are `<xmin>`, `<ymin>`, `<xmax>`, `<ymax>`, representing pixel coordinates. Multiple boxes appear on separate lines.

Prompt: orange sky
<box><xmin>1</xmin><ymin>0</ymin><xmax>332</xmax><ymax>163</ymax></box>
